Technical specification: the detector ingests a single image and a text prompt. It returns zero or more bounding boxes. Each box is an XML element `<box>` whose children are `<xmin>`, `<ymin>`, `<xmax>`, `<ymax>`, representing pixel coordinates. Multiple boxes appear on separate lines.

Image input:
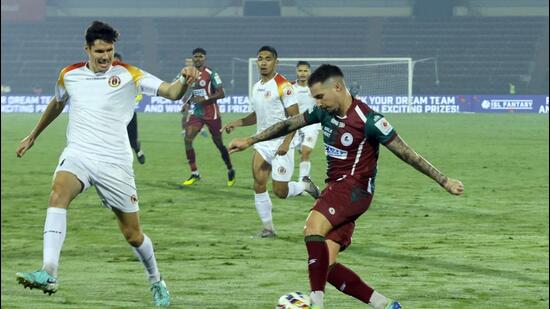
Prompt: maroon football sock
<box><xmin>186</xmin><ymin>148</ymin><xmax>198</xmax><ymax>172</ymax></box>
<box><xmin>305</xmin><ymin>235</ymin><xmax>329</xmax><ymax>292</ymax></box>
<box><xmin>327</xmin><ymin>263</ymin><xmax>374</xmax><ymax>303</ymax></box>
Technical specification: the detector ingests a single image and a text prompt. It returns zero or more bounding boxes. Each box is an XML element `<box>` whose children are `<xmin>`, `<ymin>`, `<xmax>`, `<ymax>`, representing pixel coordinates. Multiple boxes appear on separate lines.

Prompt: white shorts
<box><xmin>54</xmin><ymin>148</ymin><xmax>139</xmax><ymax>213</ymax></box>
<box><xmin>254</xmin><ymin>142</ymin><xmax>295</xmax><ymax>182</ymax></box>
<box><xmin>298</xmin><ymin>124</ymin><xmax>320</xmax><ymax>150</ymax></box>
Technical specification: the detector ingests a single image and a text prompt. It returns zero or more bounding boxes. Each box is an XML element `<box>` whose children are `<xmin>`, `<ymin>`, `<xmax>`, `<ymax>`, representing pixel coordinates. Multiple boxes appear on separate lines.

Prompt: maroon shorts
<box><xmin>186</xmin><ymin>115</ymin><xmax>222</xmax><ymax>137</ymax></box>
<box><xmin>313</xmin><ymin>177</ymin><xmax>373</xmax><ymax>251</ymax></box>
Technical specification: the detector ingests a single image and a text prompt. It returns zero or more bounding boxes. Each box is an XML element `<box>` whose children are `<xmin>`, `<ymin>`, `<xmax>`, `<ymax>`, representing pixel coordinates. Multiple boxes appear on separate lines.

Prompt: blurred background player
<box><xmin>227</xmin><ymin>64</ymin><xmax>464</xmax><ymax>309</ymax></box>
<box><xmin>223</xmin><ymin>46</ymin><xmax>319</xmax><ymax>238</ymax></box>
<box><xmin>180</xmin><ymin>47</ymin><xmax>235</xmax><ymax>187</ymax></box>
<box><xmin>114</xmin><ymin>52</ymin><xmax>146</xmax><ymax>164</ymax></box>
<box><xmin>14</xmin><ymin>20</ymin><xmax>200</xmax><ymax>307</ymax></box>
<box><xmin>292</xmin><ymin>61</ymin><xmax>320</xmax><ymax>182</ymax></box>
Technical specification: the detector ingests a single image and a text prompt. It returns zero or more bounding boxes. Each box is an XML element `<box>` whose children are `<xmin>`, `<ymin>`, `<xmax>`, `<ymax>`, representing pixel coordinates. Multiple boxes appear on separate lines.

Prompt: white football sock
<box><xmin>310</xmin><ymin>290</ymin><xmax>325</xmax><ymax>308</ymax></box>
<box><xmin>42</xmin><ymin>207</ymin><xmax>67</xmax><ymax>277</ymax></box>
<box><xmin>191</xmin><ymin>170</ymin><xmax>200</xmax><ymax>176</ymax></box>
<box><xmin>287</xmin><ymin>181</ymin><xmax>305</xmax><ymax>198</ymax></box>
<box><xmin>369</xmin><ymin>291</ymin><xmax>390</xmax><ymax>309</ymax></box>
<box><xmin>254</xmin><ymin>191</ymin><xmax>274</xmax><ymax>230</ymax></box>
<box><xmin>132</xmin><ymin>234</ymin><xmax>161</xmax><ymax>284</ymax></box>
<box><xmin>299</xmin><ymin>161</ymin><xmax>311</xmax><ymax>179</ymax></box>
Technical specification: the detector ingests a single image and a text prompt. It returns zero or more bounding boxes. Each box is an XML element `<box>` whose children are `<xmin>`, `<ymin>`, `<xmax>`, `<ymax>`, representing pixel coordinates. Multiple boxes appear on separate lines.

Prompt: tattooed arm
<box><xmin>276</xmin><ymin>104</ymin><xmax>300</xmax><ymax>156</ymax></box>
<box><xmin>221</xmin><ymin>112</ymin><xmax>257</xmax><ymax>134</ymax></box>
<box><xmin>385</xmin><ymin>135</ymin><xmax>464</xmax><ymax>195</ymax></box>
<box><xmin>228</xmin><ymin>114</ymin><xmax>309</xmax><ymax>153</ymax></box>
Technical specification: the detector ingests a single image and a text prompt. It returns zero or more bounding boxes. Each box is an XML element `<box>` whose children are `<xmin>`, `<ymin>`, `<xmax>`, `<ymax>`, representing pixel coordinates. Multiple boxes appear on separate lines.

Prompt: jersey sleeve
<box><xmin>54</xmin><ymin>72</ymin><xmax>69</xmax><ymax>103</ymax></box>
<box><xmin>280</xmin><ymin>83</ymin><xmax>298</xmax><ymax>109</ymax></box>
<box><xmin>302</xmin><ymin>106</ymin><xmax>323</xmax><ymax>125</ymax></box>
<box><xmin>364</xmin><ymin>112</ymin><xmax>397</xmax><ymax>145</ymax></box>
<box><xmin>211</xmin><ymin>70</ymin><xmax>223</xmax><ymax>89</ymax></box>
<box><xmin>138</xmin><ymin>69</ymin><xmax>164</xmax><ymax>96</ymax></box>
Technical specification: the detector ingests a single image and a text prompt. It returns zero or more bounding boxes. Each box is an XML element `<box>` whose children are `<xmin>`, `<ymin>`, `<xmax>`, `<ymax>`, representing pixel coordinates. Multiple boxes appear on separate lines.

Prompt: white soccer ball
<box><xmin>276</xmin><ymin>291</ymin><xmax>311</xmax><ymax>309</ymax></box>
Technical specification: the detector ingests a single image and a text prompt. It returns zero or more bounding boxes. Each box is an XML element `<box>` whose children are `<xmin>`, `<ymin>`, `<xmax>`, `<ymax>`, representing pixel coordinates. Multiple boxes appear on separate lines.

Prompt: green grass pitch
<box><xmin>1</xmin><ymin>113</ymin><xmax>548</xmax><ymax>308</ymax></box>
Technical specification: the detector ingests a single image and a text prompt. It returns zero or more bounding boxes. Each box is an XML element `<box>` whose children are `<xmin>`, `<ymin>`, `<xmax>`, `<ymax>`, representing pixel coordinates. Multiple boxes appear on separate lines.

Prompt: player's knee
<box><xmin>273</xmin><ymin>187</ymin><xmax>288</xmax><ymax>199</ymax></box>
<box><xmin>301</xmin><ymin>150</ymin><xmax>312</xmax><ymax>161</ymax></box>
<box><xmin>303</xmin><ymin>222</ymin><xmax>322</xmax><ymax>237</ymax></box>
<box><xmin>124</xmin><ymin>230</ymin><xmax>144</xmax><ymax>247</ymax></box>
<box><xmin>49</xmin><ymin>184</ymin><xmax>71</xmax><ymax>207</ymax></box>
<box><xmin>184</xmin><ymin>137</ymin><xmax>194</xmax><ymax>146</ymax></box>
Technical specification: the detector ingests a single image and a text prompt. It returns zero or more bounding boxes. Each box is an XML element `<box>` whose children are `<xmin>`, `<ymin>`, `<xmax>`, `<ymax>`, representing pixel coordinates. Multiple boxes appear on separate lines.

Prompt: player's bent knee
<box><xmin>184</xmin><ymin>137</ymin><xmax>194</xmax><ymax>146</ymax></box>
<box><xmin>303</xmin><ymin>224</ymin><xmax>322</xmax><ymax>237</ymax></box>
<box><xmin>273</xmin><ymin>188</ymin><xmax>288</xmax><ymax>199</ymax></box>
<box><xmin>124</xmin><ymin>231</ymin><xmax>144</xmax><ymax>247</ymax></box>
<box><xmin>48</xmin><ymin>187</ymin><xmax>74</xmax><ymax>208</ymax></box>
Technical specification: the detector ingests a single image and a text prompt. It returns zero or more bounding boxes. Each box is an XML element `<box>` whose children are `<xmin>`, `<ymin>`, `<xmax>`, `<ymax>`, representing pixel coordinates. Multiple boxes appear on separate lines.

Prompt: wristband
<box><xmin>204</xmin><ymin>95</ymin><xmax>209</xmax><ymax>100</ymax></box>
<box><xmin>179</xmin><ymin>75</ymin><xmax>186</xmax><ymax>84</ymax></box>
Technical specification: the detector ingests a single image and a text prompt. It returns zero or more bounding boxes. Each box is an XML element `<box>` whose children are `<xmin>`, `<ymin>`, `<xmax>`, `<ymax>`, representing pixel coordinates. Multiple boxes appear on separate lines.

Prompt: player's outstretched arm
<box><xmin>277</xmin><ymin>104</ymin><xmax>300</xmax><ymax>156</ymax></box>
<box><xmin>385</xmin><ymin>135</ymin><xmax>464</xmax><ymax>195</ymax></box>
<box><xmin>17</xmin><ymin>97</ymin><xmax>66</xmax><ymax>158</ymax></box>
<box><xmin>222</xmin><ymin>112</ymin><xmax>257</xmax><ymax>134</ymax></box>
<box><xmin>158</xmin><ymin>60</ymin><xmax>200</xmax><ymax>100</ymax></box>
<box><xmin>228</xmin><ymin>113</ymin><xmax>308</xmax><ymax>153</ymax></box>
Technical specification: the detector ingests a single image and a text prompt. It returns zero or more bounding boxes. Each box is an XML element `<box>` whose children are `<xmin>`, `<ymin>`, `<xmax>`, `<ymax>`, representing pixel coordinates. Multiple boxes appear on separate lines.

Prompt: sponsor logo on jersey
<box><xmin>199</xmin><ymin>80</ymin><xmax>206</xmax><ymax>87</ymax></box>
<box><xmin>325</xmin><ymin>144</ymin><xmax>348</xmax><ymax>159</ymax></box>
<box><xmin>265</xmin><ymin>90</ymin><xmax>271</xmax><ymax>98</ymax></box>
<box><xmin>328</xmin><ymin>207</ymin><xmax>336</xmax><ymax>215</ymax></box>
<box><xmin>108</xmin><ymin>75</ymin><xmax>121</xmax><ymax>87</ymax></box>
<box><xmin>277</xmin><ymin>166</ymin><xmax>287</xmax><ymax>175</ymax></box>
<box><xmin>341</xmin><ymin>132</ymin><xmax>353</xmax><ymax>146</ymax></box>
<box><xmin>374</xmin><ymin>118</ymin><xmax>393</xmax><ymax>135</ymax></box>
<box><xmin>213</xmin><ymin>73</ymin><xmax>222</xmax><ymax>85</ymax></box>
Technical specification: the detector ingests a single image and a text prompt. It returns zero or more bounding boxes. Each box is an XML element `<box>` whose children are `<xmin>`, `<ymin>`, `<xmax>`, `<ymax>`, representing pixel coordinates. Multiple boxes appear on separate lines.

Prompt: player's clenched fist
<box><xmin>221</xmin><ymin>120</ymin><xmax>242</xmax><ymax>134</ymax></box>
<box><xmin>443</xmin><ymin>178</ymin><xmax>464</xmax><ymax>195</ymax></box>
<box><xmin>16</xmin><ymin>135</ymin><xmax>35</xmax><ymax>158</ymax></box>
<box><xmin>180</xmin><ymin>59</ymin><xmax>200</xmax><ymax>85</ymax></box>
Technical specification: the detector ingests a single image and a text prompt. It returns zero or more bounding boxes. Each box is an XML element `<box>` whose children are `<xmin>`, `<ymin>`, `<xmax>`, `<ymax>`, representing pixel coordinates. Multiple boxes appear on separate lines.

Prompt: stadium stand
<box><xmin>1</xmin><ymin>16</ymin><xmax>547</xmax><ymax>95</ymax></box>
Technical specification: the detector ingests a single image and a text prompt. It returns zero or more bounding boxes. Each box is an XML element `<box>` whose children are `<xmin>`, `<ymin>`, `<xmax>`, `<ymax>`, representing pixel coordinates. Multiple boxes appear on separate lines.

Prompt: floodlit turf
<box><xmin>1</xmin><ymin>112</ymin><xmax>548</xmax><ymax>308</ymax></box>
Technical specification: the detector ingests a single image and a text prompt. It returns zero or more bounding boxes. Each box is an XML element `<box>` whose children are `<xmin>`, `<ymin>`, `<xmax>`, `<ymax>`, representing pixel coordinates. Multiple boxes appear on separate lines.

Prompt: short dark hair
<box><xmin>114</xmin><ymin>52</ymin><xmax>122</xmax><ymax>60</ymax></box>
<box><xmin>296</xmin><ymin>61</ymin><xmax>311</xmax><ymax>68</ymax></box>
<box><xmin>192</xmin><ymin>47</ymin><xmax>206</xmax><ymax>55</ymax></box>
<box><xmin>308</xmin><ymin>64</ymin><xmax>344</xmax><ymax>87</ymax></box>
<box><xmin>85</xmin><ymin>20</ymin><xmax>119</xmax><ymax>47</ymax></box>
<box><xmin>257</xmin><ymin>46</ymin><xmax>278</xmax><ymax>58</ymax></box>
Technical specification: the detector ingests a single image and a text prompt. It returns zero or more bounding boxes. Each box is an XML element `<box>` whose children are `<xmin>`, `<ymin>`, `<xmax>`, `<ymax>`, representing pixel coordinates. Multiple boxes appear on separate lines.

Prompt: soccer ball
<box><xmin>276</xmin><ymin>291</ymin><xmax>311</xmax><ymax>309</ymax></box>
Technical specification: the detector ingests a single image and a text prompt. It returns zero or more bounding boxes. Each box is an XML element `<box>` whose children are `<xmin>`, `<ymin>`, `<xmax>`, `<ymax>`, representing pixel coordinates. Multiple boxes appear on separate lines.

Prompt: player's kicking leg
<box><xmin>16</xmin><ymin>171</ymin><xmax>82</xmax><ymax>295</ymax></box>
<box><xmin>114</xmin><ymin>209</ymin><xmax>171</xmax><ymax>307</ymax></box>
<box><xmin>304</xmin><ymin>208</ymin><xmax>401</xmax><ymax>308</ymax></box>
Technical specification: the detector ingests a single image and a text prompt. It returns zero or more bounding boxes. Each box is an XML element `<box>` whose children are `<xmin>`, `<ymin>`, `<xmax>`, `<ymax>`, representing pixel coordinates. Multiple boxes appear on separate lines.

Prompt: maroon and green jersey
<box><xmin>189</xmin><ymin>66</ymin><xmax>223</xmax><ymax>120</ymax></box>
<box><xmin>303</xmin><ymin>98</ymin><xmax>397</xmax><ymax>187</ymax></box>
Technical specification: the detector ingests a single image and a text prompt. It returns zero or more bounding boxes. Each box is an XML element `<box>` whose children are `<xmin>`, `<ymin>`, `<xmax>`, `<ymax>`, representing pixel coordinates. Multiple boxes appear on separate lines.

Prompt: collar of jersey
<box><xmin>260</xmin><ymin>72</ymin><xmax>278</xmax><ymax>85</ymax></box>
